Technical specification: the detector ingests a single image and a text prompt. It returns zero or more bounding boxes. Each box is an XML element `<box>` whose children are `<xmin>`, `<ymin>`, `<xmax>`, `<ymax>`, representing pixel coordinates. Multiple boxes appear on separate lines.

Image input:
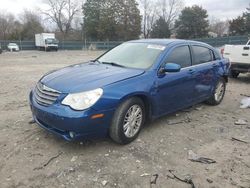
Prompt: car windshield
<box><xmin>9</xmin><ymin>43</ymin><xmax>17</xmax><ymax>46</ymax></box>
<box><xmin>98</xmin><ymin>42</ymin><xmax>166</xmax><ymax>69</ymax></box>
<box><xmin>45</xmin><ymin>38</ymin><xmax>58</xmax><ymax>44</ymax></box>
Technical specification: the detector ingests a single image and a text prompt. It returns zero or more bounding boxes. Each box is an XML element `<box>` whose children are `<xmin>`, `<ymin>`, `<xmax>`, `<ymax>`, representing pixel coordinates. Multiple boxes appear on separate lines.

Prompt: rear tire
<box><xmin>230</xmin><ymin>70</ymin><xmax>239</xmax><ymax>78</ymax></box>
<box><xmin>109</xmin><ymin>97</ymin><xmax>145</xmax><ymax>144</ymax></box>
<box><xmin>206</xmin><ymin>78</ymin><xmax>226</xmax><ymax>105</ymax></box>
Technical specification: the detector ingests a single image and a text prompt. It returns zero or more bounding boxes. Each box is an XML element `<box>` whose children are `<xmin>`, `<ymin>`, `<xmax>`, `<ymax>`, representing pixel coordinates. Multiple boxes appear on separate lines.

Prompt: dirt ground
<box><xmin>0</xmin><ymin>50</ymin><xmax>249</xmax><ymax>188</ymax></box>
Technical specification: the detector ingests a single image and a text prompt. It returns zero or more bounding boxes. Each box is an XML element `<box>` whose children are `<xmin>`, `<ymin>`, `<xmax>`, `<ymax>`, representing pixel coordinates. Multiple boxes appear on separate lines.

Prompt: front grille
<box><xmin>34</xmin><ymin>82</ymin><xmax>61</xmax><ymax>106</ymax></box>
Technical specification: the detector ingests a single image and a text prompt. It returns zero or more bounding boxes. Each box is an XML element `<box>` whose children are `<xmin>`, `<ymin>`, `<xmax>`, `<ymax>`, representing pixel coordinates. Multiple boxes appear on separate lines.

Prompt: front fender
<box><xmin>92</xmin><ymin>72</ymin><xmax>155</xmax><ymax>112</ymax></box>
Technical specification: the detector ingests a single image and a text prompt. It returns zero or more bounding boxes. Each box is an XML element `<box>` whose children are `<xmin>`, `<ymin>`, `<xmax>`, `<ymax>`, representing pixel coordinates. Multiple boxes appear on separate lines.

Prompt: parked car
<box><xmin>29</xmin><ymin>39</ymin><xmax>230</xmax><ymax>144</ymax></box>
<box><xmin>0</xmin><ymin>43</ymin><xmax>2</xmax><ymax>54</ymax></box>
<box><xmin>223</xmin><ymin>40</ymin><xmax>250</xmax><ymax>78</ymax></box>
<box><xmin>7</xmin><ymin>43</ymin><xmax>19</xmax><ymax>52</ymax></box>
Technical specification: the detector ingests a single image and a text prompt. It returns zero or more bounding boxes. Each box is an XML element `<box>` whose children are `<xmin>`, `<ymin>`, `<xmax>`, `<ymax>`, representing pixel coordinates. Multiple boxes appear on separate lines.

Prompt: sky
<box><xmin>186</xmin><ymin>0</ymin><xmax>249</xmax><ymax>20</ymax></box>
<box><xmin>0</xmin><ymin>0</ymin><xmax>46</xmax><ymax>15</ymax></box>
<box><xmin>0</xmin><ymin>0</ymin><xmax>249</xmax><ymax>21</ymax></box>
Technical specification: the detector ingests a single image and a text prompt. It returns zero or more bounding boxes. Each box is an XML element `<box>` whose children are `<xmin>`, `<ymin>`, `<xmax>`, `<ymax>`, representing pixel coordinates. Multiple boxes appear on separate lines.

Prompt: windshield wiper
<box><xmin>89</xmin><ymin>60</ymin><xmax>102</xmax><ymax>64</ymax></box>
<box><xmin>102</xmin><ymin>62</ymin><xmax>125</xmax><ymax>68</ymax></box>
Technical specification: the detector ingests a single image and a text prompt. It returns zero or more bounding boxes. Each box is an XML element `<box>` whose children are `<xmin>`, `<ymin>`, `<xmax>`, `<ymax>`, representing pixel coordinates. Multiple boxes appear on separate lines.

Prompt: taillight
<box><xmin>221</xmin><ymin>48</ymin><xmax>224</xmax><ymax>57</ymax></box>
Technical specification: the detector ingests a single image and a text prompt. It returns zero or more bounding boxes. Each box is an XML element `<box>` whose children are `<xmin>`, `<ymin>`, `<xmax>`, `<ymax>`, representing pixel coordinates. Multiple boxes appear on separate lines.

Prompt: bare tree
<box><xmin>139</xmin><ymin>0</ymin><xmax>157</xmax><ymax>38</ymax></box>
<box><xmin>139</xmin><ymin>0</ymin><xmax>183</xmax><ymax>38</ymax></box>
<box><xmin>41</xmin><ymin>0</ymin><xmax>82</xmax><ymax>38</ymax></box>
<box><xmin>157</xmin><ymin>0</ymin><xmax>184</xmax><ymax>28</ymax></box>
<box><xmin>0</xmin><ymin>12</ymin><xmax>15</xmax><ymax>40</ymax></box>
<box><xmin>20</xmin><ymin>10</ymin><xmax>44</xmax><ymax>39</ymax></box>
<box><xmin>209</xmin><ymin>17</ymin><xmax>229</xmax><ymax>37</ymax></box>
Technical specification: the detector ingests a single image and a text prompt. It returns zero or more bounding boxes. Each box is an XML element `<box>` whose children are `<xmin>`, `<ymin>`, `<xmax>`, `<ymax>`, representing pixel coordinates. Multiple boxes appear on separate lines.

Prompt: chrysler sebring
<box><xmin>29</xmin><ymin>39</ymin><xmax>230</xmax><ymax>144</ymax></box>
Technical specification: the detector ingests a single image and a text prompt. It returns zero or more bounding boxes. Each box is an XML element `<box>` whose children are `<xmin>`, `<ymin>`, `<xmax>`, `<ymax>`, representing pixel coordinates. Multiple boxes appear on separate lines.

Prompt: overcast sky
<box><xmin>0</xmin><ymin>0</ymin><xmax>249</xmax><ymax>21</ymax></box>
<box><xmin>186</xmin><ymin>0</ymin><xmax>249</xmax><ymax>20</ymax></box>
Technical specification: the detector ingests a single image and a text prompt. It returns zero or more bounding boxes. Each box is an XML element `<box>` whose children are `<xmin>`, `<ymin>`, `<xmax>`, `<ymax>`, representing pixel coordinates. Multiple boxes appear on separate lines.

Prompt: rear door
<box><xmin>153</xmin><ymin>45</ymin><xmax>195</xmax><ymax>116</ymax></box>
<box><xmin>190</xmin><ymin>45</ymin><xmax>217</xmax><ymax>102</ymax></box>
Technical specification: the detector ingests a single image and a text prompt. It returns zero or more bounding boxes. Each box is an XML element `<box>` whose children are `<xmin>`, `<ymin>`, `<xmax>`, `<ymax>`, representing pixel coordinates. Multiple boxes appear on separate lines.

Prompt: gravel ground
<box><xmin>0</xmin><ymin>50</ymin><xmax>249</xmax><ymax>188</ymax></box>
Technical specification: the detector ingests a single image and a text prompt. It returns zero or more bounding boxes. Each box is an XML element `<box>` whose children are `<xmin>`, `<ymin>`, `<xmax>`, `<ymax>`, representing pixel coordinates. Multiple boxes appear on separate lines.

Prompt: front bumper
<box><xmin>29</xmin><ymin>90</ymin><xmax>114</xmax><ymax>141</ymax></box>
<box><xmin>8</xmin><ymin>48</ymin><xmax>19</xmax><ymax>51</ymax></box>
<box><xmin>46</xmin><ymin>45</ymin><xmax>58</xmax><ymax>50</ymax></box>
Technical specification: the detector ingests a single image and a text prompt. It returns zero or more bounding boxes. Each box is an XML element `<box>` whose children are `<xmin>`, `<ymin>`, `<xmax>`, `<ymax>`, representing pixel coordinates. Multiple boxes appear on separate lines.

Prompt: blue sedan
<box><xmin>29</xmin><ymin>39</ymin><xmax>230</xmax><ymax>144</ymax></box>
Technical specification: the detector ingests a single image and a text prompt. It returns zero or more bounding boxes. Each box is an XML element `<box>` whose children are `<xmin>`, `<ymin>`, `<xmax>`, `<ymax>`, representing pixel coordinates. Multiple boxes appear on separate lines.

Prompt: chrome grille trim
<box><xmin>36</xmin><ymin>84</ymin><xmax>59</xmax><ymax>97</ymax></box>
<box><xmin>34</xmin><ymin>82</ymin><xmax>61</xmax><ymax>106</ymax></box>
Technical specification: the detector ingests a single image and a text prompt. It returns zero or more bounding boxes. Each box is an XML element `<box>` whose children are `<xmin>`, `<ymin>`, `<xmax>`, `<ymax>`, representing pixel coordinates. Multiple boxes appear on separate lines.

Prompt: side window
<box><xmin>166</xmin><ymin>46</ymin><xmax>192</xmax><ymax>68</ymax></box>
<box><xmin>192</xmin><ymin>46</ymin><xmax>213</xmax><ymax>65</ymax></box>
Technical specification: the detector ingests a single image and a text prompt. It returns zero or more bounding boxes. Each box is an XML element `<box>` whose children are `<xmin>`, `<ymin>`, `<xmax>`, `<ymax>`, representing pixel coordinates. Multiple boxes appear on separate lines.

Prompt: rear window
<box><xmin>166</xmin><ymin>46</ymin><xmax>192</xmax><ymax>68</ymax></box>
<box><xmin>192</xmin><ymin>46</ymin><xmax>213</xmax><ymax>65</ymax></box>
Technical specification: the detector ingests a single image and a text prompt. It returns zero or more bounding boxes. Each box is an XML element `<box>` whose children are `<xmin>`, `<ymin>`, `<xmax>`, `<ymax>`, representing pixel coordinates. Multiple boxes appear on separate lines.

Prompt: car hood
<box><xmin>41</xmin><ymin>63</ymin><xmax>145</xmax><ymax>93</ymax></box>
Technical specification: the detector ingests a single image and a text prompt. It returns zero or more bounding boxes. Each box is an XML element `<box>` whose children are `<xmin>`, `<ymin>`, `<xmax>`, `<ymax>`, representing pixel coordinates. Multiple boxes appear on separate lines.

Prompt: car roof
<box><xmin>128</xmin><ymin>39</ymin><xmax>212</xmax><ymax>48</ymax></box>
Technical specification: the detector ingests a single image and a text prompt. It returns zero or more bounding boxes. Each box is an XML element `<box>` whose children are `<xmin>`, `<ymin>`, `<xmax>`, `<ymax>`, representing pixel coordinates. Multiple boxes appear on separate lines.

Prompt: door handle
<box><xmin>212</xmin><ymin>63</ymin><xmax>218</xmax><ymax>67</ymax></box>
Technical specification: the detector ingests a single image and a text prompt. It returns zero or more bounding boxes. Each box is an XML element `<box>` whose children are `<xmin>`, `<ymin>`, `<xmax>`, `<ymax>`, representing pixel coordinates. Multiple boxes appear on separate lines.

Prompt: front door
<box><xmin>152</xmin><ymin>45</ymin><xmax>195</xmax><ymax>116</ymax></box>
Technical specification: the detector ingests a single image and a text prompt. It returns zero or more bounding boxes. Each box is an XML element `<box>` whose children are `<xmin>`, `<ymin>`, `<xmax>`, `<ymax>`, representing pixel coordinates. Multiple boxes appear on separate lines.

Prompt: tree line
<box><xmin>0</xmin><ymin>0</ymin><xmax>249</xmax><ymax>41</ymax></box>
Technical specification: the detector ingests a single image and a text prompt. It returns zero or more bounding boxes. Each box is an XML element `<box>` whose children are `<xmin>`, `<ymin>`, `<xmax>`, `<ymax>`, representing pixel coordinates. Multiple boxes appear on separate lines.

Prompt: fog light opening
<box><xmin>69</xmin><ymin>131</ymin><xmax>75</xmax><ymax>139</ymax></box>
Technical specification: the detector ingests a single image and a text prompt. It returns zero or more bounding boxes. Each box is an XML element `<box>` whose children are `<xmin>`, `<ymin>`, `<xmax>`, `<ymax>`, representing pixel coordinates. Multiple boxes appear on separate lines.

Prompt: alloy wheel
<box><xmin>123</xmin><ymin>105</ymin><xmax>143</xmax><ymax>138</ymax></box>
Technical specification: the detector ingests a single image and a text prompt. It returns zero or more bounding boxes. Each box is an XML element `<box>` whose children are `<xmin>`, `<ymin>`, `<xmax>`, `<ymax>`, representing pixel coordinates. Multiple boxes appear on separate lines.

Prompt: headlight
<box><xmin>62</xmin><ymin>88</ymin><xmax>103</xmax><ymax>111</ymax></box>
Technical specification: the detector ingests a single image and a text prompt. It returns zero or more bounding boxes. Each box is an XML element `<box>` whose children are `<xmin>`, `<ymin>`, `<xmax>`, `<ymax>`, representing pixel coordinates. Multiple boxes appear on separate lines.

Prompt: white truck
<box><xmin>35</xmin><ymin>33</ymin><xmax>59</xmax><ymax>51</ymax></box>
<box><xmin>223</xmin><ymin>40</ymin><xmax>250</xmax><ymax>78</ymax></box>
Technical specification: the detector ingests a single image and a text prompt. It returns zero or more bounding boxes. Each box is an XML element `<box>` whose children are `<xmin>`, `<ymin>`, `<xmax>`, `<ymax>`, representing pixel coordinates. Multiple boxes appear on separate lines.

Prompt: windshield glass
<box><xmin>98</xmin><ymin>42</ymin><xmax>166</xmax><ymax>69</ymax></box>
<box><xmin>45</xmin><ymin>38</ymin><xmax>58</xmax><ymax>44</ymax></box>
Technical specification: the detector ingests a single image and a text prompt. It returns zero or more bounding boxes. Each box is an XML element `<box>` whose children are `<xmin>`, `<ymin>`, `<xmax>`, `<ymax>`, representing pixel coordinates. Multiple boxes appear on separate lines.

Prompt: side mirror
<box><xmin>163</xmin><ymin>63</ymin><xmax>181</xmax><ymax>73</ymax></box>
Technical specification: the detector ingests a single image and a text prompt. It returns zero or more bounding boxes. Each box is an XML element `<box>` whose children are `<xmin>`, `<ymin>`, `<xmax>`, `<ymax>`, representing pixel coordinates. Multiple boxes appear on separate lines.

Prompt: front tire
<box><xmin>206</xmin><ymin>78</ymin><xmax>226</xmax><ymax>105</ymax></box>
<box><xmin>109</xmin><ymin>97</ymin><xmax>145</xmax><ymax>144</ymax></box>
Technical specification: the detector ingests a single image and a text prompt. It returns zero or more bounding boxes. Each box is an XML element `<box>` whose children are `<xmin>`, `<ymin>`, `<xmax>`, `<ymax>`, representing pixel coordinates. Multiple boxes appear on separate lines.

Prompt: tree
<box><xmin>139</xmin><ymin>0</ymin><xmax>183</xmax><ymax>38</ymax></box>
<box><xmin>83</xmin><ymin>0</ymin><xmax>141</xmax><ymax>41</ymax></box>
<box><xmin>42</xmin><ymin>0</ymin><xmax>81</xmax><ymax>39</ymax></box>
<box><xmin>20</xmin><ymin>10</ymin><xmax>44</xmax><ymax>40</ymax></box>
<box><xmin>139</xmin><ymin>0</ymin><xmax>157</xmax><ymax>38</ymax></box>
<box><xmin>157</xmin><ymin>0</ymin><xmax>183</xmax><ymax>28</ymax></box>
<box><xmin>116</xmin><ymin>0</ymin><xmax>141</xmax><ymax>40</ymax></box>
<box><xmin>96</xmin><ymin>0</ymin><xmax>120</xmax><ymax>40</ymax></box>
<box><xmin>229</xmin><ymin>16</ymin><xmax>246</xmax><ymax>35</ymax></box>
<box><xmin>175</xmin><ymin>5</ymin><xmax>209</xmax><ymax>39</ymax></box>
<box><xmin>244</xmin><ymin>3</ymin><xmax>250</xmax><ymax>33</ymax></box>
<box><xmin>82</xmin><ymin>0</ymin><xmax>101</xmax><ymax>40</ymax></box>
<box><xmin>8</xmin><ymin>21</ymin><xmax>23</xmax><ymax>40</ymax></box>
<box><xmin>150</xmin><ymin>17</ymin><xmax>170</xmax><ymax>38</ymax></box>
<box><xmin>229</xmin><ymin>4</ymin><xmax>250</xmax><ymax>36</ymax></box>
<box><xmin>0</xmin><ymin>12</ymin><xmax>15</xmax><ymax>40</ymax></box>
<box><xmin>209</xmin><ymin>18</ymin><xmax>229</xmax><ymax>37</ymax></box>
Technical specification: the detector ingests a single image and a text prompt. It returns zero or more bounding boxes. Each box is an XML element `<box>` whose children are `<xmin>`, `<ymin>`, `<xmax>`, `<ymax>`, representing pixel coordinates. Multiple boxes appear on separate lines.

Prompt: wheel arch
<box><xmin>119</xmin><ymin>93</ymin><xmax>153</xmax><ymax>122</ymax></box>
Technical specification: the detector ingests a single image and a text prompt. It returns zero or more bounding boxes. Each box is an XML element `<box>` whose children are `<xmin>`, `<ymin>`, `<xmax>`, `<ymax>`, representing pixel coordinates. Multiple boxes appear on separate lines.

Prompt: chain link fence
<box><xmin>0</xmin><ymin>40</ymin><xmax>123</xmax><ymax>51</ymax></box>
<box><xmin>194</xmin><ymin>35</ymin><xmax>249</xmax><ymax>47</ymax></box>
<box><xmin>0</xmin><ymin>35</ymin><xmax>249</xmax><ymax>51</ymax></box>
